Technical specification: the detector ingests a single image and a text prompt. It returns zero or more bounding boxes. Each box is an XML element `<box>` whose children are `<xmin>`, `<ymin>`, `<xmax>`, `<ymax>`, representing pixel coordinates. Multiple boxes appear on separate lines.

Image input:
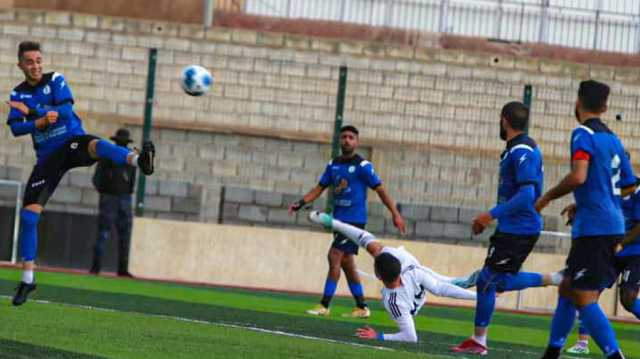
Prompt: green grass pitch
<box><xmin>0</xmin><ymin>268</ymin><xmax>637</xmax><ymax>358</ymax></box>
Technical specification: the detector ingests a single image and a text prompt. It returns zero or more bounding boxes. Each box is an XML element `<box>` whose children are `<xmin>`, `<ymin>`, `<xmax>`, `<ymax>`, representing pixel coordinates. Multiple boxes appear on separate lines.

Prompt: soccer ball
<box><xmin>181</xmin><ymin>65</ymin><xmax>213</xmax><ymax>96</ymax></box>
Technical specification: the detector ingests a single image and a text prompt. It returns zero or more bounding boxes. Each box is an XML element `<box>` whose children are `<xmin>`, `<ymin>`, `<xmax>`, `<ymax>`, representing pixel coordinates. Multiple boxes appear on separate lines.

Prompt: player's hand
<box><xmin>534</xmin><ymin>196</ymin><xmax>550</xmax><ymax>213</ymax></box>
<box><xmin>561</xmin><ymin>203</ymin><xmax>576</xmax><ymax>225</ymax></box>
<box><xmin>45</xmin><ymin>111</ymin><xmax>58</xmax><ymax>125</ymax></box>
<box><xmin>392</xmin><ymin>212</ymin><xmax>406</xmax><ymax>235</ymax></box>
<box><xmin>471</xmin><ymin>212</ymin><xmax>493</xmax><ymax>235</ymax></box>
<box><xmin>6</xmin><ymin>101</ymin><xmax>30</xmax><ymax>115</ymax></box>
<box><xmin>356</xmin><ymin>326</ymin><xmax>377</xmax><ymax>340</ymax></box>
<box><xmin>287</xmin><ymin>199</ymin><xmax>306</xmax><ymax>215</ymax></box>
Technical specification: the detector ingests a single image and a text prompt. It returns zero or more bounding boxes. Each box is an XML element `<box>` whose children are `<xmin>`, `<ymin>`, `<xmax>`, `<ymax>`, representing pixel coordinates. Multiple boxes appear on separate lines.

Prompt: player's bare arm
<box><xmin>535</xmin><ymin>159</ymin><xmax>588</xmax><ymax>213</ymax></box>
<box><xmin>288</xmin><ymin>185</ymin><xmax>325</xmax><ymax>215</ymax></box>
<box><xmin>374</xmin><ymin>186</ymin><xmax>406</xmax><ymax>234</ymax></box>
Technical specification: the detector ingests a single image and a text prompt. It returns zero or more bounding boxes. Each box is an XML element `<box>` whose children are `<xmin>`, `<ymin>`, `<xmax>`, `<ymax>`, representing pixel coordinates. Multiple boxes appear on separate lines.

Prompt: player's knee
<box><xmin>619</xmin><ymin>288</ymin><xmax>638</xmax><ymax>312</ymax></box>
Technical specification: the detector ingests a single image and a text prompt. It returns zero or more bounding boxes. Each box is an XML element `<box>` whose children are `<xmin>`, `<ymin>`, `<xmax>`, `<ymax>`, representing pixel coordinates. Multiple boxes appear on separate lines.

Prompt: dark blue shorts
<box><xmin>331</xmin><ymin>222</ymin><xmax>365</xmax><ymax>255</ymax></box>
<box><xmin>567</xmin><ymin>236</ymin><xmax>621</xmax><ymax>290</ymax></box>
<box><xmin>24</xmin><ymin>135</ymin><xmax>99</xmax><ymax>206</ymax></box>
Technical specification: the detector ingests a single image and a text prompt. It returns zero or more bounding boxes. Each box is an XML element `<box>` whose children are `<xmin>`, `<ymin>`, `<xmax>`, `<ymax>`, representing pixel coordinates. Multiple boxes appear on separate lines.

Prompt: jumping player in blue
<box><xmin>288</xmin><ymin>125</ymin><xmax>406</xmax><ymax>318</ymax></box>
<box><xmin>536</xmin><ymin>80</ymin><xmax>633</xmax><ymax>359</ymax></box>
<box><xmin>6</xmin><ymin>41</ymin><xmax>156</xmax><ymax>306</ymax></box>
<box><xmin>451</xmin><ymin>102</ymin><xmax>562</xmax><ymax>356</ymax></box>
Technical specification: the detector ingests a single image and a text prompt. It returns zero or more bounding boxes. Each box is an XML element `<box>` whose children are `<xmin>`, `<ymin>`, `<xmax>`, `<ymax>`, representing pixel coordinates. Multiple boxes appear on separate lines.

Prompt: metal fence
<box><xmin>219</xmin><ymin>0</ymin><xmax>640</xmax><ymax>54</ymax></box>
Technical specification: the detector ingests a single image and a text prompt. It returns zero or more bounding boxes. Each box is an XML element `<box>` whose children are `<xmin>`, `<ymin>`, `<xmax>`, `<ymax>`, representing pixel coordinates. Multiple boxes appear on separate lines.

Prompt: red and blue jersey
<box><xmin>570</xmin><ymin>118</ymin><xmax>636</xmax><ymax>239</ymax></box>
<box><xmin>7</xmin><ymin>72</ymin><xmax>85</xmax><ymax>164</ymax></box>
<box><xmin>491</xmin><ymin>134</ymin><xmax>544</xmax><ymax>235</ymax></box>
<box><xmin>319</xmin><ymin>154</ymin><xmax>382</xmax><ymax>224</ymax></box>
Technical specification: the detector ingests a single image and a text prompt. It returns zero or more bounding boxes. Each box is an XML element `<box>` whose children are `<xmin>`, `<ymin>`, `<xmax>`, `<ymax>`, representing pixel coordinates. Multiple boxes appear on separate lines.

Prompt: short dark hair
<box><xmin>18</xmin><ymin>41</ymin><xmax>41</xmax><ymax>61</ymax></box>
<box><xmin>501</xmin><ymin>101</ymin><xmax>529</xmax><ymax>131</ymax></box>
<box><xmin>374</xmin><ymin>253</ymin><xmax>401</xmax><ymax>283</ymax></box>
<box><xmin>340</xmin><ymin>125</ymin><xmax>359</xmax><ymax>136</ymax></box>
<box><xmin>578</xmin><ymin>80</ymin><xmax>610</xmax><ymax>113</ymax></box>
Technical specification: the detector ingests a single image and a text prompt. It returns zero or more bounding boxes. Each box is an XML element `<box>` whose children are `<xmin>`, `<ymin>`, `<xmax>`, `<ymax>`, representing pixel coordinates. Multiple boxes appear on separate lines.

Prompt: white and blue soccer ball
<box><xmin>181</xmin><ymin>65</ymin><xmax>213</xmax><ymax>96</ymax></box>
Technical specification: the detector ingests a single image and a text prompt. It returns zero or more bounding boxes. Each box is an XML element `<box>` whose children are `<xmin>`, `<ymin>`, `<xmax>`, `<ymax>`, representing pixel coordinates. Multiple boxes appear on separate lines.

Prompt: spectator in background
<box><xmin>90</xmin><ymin>128</ymin><xmax>137</xmax><ymax>277</ymax></box>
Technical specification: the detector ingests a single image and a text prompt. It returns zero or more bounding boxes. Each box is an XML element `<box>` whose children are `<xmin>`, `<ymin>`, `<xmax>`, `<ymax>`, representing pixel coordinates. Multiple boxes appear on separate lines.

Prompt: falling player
<box><xmin>308</xmin><ymin>211</ymin><xmax>476</xmax><ymax>342</ymax></box>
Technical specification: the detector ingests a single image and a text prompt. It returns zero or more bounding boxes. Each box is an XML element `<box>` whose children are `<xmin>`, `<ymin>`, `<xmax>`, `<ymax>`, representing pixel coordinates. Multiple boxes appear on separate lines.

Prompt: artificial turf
<box><xmin>0</xmin><ymin>269</ymin><xmax>637</xmax><ymax>358</ymax></box>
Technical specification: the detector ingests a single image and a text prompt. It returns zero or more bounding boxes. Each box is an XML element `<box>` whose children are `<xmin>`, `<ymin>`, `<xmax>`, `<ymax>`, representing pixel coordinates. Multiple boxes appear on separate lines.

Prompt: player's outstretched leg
<box><xmin>308</xmin><ymin>211</ymin><xmax>378</xmax><ymax>254</ymax></box>
<box><xmin>90</xmin><ymin>139</ymin><xmax>156</xmax><ymax>175</ymax></box>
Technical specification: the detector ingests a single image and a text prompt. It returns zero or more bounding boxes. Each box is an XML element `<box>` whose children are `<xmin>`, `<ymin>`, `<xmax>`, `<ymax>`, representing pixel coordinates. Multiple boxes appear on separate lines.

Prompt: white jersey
<box><xmin>379</xmin><ymin>247</ymin><xmax>476</xmax><ymax>343</ymax></box>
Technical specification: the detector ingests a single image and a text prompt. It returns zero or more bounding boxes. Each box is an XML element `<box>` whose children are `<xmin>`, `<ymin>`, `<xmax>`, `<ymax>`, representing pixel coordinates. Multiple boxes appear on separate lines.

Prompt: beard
<box><xmin>341</xmin><ymin>145</ymin><xmax>354</xmax><ymax>156</ymax></box>
<box><xmin>499</xmin><ymin>123</ymin><xmax>507</xmax><ymax>141</ymax></box>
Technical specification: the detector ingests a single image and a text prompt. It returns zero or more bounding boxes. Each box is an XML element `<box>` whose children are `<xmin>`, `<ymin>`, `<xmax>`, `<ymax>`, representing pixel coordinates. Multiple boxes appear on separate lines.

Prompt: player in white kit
<box><xmin>308</xmin><ymin>211</ymin><xmax>477</xmax><ymax>342</ymax></box>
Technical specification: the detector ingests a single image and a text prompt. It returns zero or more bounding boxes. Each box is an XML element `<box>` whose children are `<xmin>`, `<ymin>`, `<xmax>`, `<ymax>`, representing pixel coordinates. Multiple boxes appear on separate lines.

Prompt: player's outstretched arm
<box><xmin>535</xmin><ymin>159</ymin><xmax>588</xmax><ymax>213</ymax></box>
<box><xmin>357</xmin><ymin>315</ymin><xmax>418</xmax><ymax>342</ymax></box>
<box><xmin>288</xmin><ymin>185</ymin><xmax>325</xmax><ymax>215</ymax></box>
<box><xmin>374</xmin><ymin>186</ymin><xmax>406</xmax><ymax>235</ymax></box>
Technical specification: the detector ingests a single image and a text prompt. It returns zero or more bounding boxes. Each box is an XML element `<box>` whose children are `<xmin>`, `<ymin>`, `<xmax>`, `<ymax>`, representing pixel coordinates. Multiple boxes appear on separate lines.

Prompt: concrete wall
<box><xmin>2</xmin><ymin>8</ymin><xmax>640</xmax><ymax>228</ymax></box>
<box><xmin>221</xmin><ymin>186</ymin><xmax>570</xmax><ymax>253</ymax></box>
<box><xmin>129</xmin><ymin>217</ymin><xmax>632</xmax><ymax>319</ymax></box>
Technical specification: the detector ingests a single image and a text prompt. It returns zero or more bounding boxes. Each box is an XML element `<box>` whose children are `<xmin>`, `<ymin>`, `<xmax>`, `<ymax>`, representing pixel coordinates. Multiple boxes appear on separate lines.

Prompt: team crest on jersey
<box><xmin>348</xmin><ymin>166</ymin><xmax>355</xmax><ymax>173</ymax></box>
<box><xmin>43</xmin><ymin>85</ymin><xmax>51</xmax><ymax>95</ymax></box>
<box><xmin>70</xmin><ymin>142</ymin><xmax>78</xmax><ymax>150</ymax></box>
<box><xmin>335</xmin><ymin>179</ymin><xmax>349</xmax><ymax>194</ymax></box>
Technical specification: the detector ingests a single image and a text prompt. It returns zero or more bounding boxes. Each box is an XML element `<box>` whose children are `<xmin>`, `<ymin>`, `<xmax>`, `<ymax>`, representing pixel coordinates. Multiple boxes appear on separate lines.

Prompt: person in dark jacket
<box><xmin>90</xmin><ymin>128</ymin><xmax>137</xmax><ymax>276</ymax></box>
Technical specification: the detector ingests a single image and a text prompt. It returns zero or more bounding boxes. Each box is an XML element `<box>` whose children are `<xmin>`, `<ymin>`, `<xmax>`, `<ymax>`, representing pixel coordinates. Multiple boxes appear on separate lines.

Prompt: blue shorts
<box><xmin>331</xmin><ymin>222</ymin><xmax>365</xmax><ymax>255</ymax></box>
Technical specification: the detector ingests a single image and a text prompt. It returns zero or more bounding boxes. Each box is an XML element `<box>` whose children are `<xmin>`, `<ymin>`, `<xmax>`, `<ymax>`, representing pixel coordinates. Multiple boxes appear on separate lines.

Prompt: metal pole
<box><xmin>203</xmin><ymin>0</ymin><xmax>215</xmax><ymax>27</ymax></box>
<box><xmin>635</xmin><ymin>3</ymin><xmax>640</xmax><ymax>53</ymax></box>
<box><xmin>495</xmin><ymin>0</ymin><xmax>503</xmax><ymax>38</ymax></box>
<box><xmin>523</xmin><ymin>84</ymin><xmax>532</xmax><ymax>135</ymax></box>
<box><xmin>326</xmin><ymin>66</ymin><xmax>348</xmax><ymax>215</ymax></box>
<box><xmin>439</xmin><ymin>0</ymin><xmax>450</xmax><ymax>33</ymax></box>
<box><xmin>135</xmin><ymin>48</ymin><xmax>157</xmax><ymax>217</ymax></box>
<box><xmin>5</xmin><ymin>180</ymin><xmax>22</xmax><ymax>264</ymax></box>
<box><xmin>593</xmin><ymin>0</ymin><xmax>603</xmax><ymax>50</ymax></box>
<box><xmin>538</xmin><ymin>0</ymin><xmax>550</xmax><ymax>43</ymax></box>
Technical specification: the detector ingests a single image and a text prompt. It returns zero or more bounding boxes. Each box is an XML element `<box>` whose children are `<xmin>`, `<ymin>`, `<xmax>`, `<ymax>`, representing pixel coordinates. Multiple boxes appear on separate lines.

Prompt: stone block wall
<box><xmin>2</xmin><ymin>8</ymin><xmax>640</xmax><ymax>236</ymax></box>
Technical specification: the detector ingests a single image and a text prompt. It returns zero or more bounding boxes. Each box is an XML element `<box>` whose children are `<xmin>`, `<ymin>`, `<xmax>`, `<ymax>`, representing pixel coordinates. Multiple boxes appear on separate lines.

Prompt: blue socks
<box><xmin>348</xmin><ymin>282</ymin><xmax>364</xmax><ymax>297</ymax></box>
<box><xmin>579</xmin><ymin>303</ymin><xmax>620</xmax><ymax>356</ymax></box>
<box><xmin>19</xmin><ymin>209</ymin><xmax>40</xmax><ymax>261</ymax></box>
<box><xmin>474</xmin><ymin>281</ymin><xmax>496</xmax><ymax>327</ymax></box>
<box><xmin>320</xmin><ymin>278</ymin><xmax>337</xmax><ymax>307</ymax></box>
<box><xmin>96</xmin><ymin>139</ymin><xmax>130</xmax><ymax>165</ymax></box>
<box><xmin>548</xmin><ymin>296</ymin><xmax>576</xmax><ymax>348</ymax></box>
<box><xmin>503</xmin><ymin>272</ymin><xmax>544</xmax><ymax>291</ymax></box>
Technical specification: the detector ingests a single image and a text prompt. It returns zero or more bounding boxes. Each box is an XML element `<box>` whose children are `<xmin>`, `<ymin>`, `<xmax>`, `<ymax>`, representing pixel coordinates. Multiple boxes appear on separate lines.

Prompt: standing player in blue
<box><xmin>5</xmin><ymin>41</ymin><xmax>156</xmax><ymax>306</ymax></box>
<box><xmin>288</xmin><ymin>125</ymin><xmax>406</xmax><ymax>318</ymax></box>
<box><xmin>451</xmin><ymin>102</ymin><xmax>562</xmax><ymax>356</ymax></box>
<box><xmin>535</xmin><ymin>80</ymin><xmax>634</xmax><ymax>359</ymax></box>
<box><xmin>565</xmin><ymin>172</ymin><xmax>640</xmax><ymax>355</ymax></box>
<box><xmin>615</xmin><ymin>183</ymin><xmax>640</xmax><ymax>320</ymax></box>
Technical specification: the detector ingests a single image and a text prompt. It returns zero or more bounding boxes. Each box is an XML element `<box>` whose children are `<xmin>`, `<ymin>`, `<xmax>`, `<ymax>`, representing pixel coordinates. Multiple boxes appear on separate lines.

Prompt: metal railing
<box><xmin>217</xmin><ymin>0</ymin><xmax>640</xmax><ymax>54</ymax></box>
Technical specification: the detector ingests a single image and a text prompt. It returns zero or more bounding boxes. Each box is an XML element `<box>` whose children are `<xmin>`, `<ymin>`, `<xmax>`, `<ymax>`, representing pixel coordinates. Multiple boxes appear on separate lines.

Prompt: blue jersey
<box><xmin>319</xmin><ymin>154</ymin><xmax>382</xmax><ymax>224</ymax></box>
<box><xmin>619</xmin><ymin>187</ymin><xmax>640</xmax><ymax>256</ymax></box>
<box><xmin>571</xmin><ymin>118</ymin><xmax>636</xmax><ymax>238</ymax></box>
<box><xmin>7</xmin><ymin>72</ymin><xmax>85</xmax><ymax>163</ymax></box>
<box><xmin>493</xmin><ymin>134</ymin><xmax>543</xmax><ymax>235</ymax></box>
